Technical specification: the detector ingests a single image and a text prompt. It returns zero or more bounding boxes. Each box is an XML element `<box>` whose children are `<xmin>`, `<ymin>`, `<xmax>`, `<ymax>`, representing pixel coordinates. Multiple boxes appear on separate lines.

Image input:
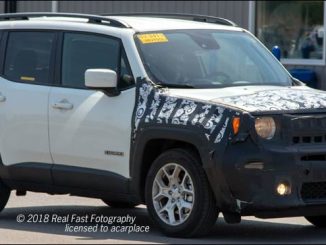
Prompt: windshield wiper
<box><xmin>157</xmin><ymin>83</ymin><xmax>195</xmax><ymax>88</ymax></box>
<box><xmin>291</xmin><ymin>77</ymin><xmax>305</xmax><ymax>86</ymax></box>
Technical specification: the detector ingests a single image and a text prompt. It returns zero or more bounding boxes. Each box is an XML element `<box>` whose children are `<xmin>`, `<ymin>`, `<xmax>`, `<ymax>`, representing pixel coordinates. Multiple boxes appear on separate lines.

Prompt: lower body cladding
<box><xmin>208</xmin><ymin>137</ymin><xmax>326</xmax><ymax>219</ymax></box>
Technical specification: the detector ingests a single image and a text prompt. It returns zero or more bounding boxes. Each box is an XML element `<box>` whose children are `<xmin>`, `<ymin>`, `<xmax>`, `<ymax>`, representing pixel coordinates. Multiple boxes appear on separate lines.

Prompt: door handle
<box><xmin>52</xmin><ymin>100</ymin><xmax>73</xmax><ymax>110</ymax></box>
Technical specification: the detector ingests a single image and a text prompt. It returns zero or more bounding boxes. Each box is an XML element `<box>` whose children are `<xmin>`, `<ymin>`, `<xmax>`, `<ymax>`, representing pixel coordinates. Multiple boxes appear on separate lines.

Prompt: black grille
<box><xmin>301</xmin><ymin>182</ymin><xmax>326</xmax><ymax>201</ymax></box>
<box><xmin>290</xmin><ymin>116</ymin><xmax>326</xmax><ymax>130</ymax></box>
<box><xmin>292</xmin><ymin>135</ymin><xmax>326</xmax><ymax>144</ymax></box>
<box><xmin>301</xmin><ymin>155</ymin><xmax>326</xmax><ymax>161</ymax></box>
<box><xmin>285</xmin><ymin>114</ymin><xmax>326</xmax><ymax>145</ymax></box>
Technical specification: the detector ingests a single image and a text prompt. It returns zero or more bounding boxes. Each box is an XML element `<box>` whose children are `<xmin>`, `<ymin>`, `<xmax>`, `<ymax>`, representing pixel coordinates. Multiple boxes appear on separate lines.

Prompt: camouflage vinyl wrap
<box><xmin>132</xmin><ymin>79</ymin><xmax>240</xmax><ymax>145</ymax></box>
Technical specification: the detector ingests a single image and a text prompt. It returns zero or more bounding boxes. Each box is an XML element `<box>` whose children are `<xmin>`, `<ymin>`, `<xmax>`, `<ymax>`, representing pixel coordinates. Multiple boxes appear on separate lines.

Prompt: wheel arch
<box><xmin>129</xmin><ymin>127</ymin><xmax>212</xmax><ymax>202</ymax></box>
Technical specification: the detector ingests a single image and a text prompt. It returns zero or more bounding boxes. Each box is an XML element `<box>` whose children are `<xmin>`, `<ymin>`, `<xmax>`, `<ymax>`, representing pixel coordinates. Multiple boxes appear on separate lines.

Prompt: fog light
<box><xmin>276</xmin><ymin>183</ymin><xmax>291</xmax><ymax>196</ymax></box>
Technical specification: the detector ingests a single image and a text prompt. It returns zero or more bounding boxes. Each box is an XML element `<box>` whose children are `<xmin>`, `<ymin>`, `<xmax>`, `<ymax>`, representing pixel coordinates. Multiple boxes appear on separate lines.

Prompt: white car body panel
<box><xmin>49</xmin><ymin>87</ymin><xmax>135</xmax><ymax>178</ymax></box>
<box><xmin>0</xmin><ymin>78</ymin><xmax>52</xmax><ymax>166</ymax></box>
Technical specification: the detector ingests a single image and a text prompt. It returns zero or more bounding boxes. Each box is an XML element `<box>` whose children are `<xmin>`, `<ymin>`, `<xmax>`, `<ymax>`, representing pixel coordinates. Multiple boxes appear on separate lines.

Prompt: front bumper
<box><xmin>209</xmin><ymin>113</ymin><xmax>326</xmax><ymax>218</ymax></box>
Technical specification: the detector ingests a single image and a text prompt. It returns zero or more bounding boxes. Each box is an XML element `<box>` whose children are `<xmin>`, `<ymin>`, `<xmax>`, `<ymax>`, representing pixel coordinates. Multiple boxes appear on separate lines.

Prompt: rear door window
<box><xmin>4</xmin><ymin>32</ymin><xmax>55</xmax><ymax>84</ymax></box>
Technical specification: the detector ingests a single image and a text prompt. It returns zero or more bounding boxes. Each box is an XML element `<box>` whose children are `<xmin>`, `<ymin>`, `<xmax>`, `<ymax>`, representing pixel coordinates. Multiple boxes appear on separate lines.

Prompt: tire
<box><xmin>145</xmin><ymin>148</ymin><xmax>218</xmax><ymax>237</ymax></box>
<box><xmin>0</xmin><ymin>180</ymin><xmax>10</xmax><ymax>213</ymax></box>
<box><xmin>305</xmin><ymin>216</ymin><xmax>326</xmax><ymax>228</ymax></box>
<box><xmin>102</xmin><ymin>200</ymin><xmax>139</xmax><ymax>209</ymax></box>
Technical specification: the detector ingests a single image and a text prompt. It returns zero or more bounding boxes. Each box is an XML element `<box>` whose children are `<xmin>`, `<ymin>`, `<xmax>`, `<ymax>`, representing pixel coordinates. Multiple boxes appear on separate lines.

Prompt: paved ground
<box><xmin>0</xmin><ymin>192</ymin><xmax>325</xmax><ymax>244</ymax></box>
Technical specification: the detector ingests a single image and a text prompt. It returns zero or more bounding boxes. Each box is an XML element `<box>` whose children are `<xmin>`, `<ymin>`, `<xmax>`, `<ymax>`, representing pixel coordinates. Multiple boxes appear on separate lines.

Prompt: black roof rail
<box><xmin>0</xmin><ymin>12</ymin><xmax>130</xmax><ymax>28</ymax></box>
<box><xmin>102</xmin><ymin>12</ymin><xmax>237</xmax><ymax>27</ymax></box>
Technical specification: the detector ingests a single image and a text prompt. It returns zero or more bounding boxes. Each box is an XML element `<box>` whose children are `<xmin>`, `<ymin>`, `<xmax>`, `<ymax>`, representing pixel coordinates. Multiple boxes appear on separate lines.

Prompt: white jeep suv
<box><xmin>0</xmin><ymin>12</ymin><xmax>326</xmax><ymax>237</ymax></box>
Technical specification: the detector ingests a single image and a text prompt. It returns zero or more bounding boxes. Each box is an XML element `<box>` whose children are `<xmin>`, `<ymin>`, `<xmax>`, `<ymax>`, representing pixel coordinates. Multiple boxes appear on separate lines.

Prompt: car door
<box><xmin>49</xmin><ymin>32</ymin><xmax>135</xmax><ymax>193</ymax></box>
<box><xmin>0</xmin><ymin>31</ymin><xmax>56</xmax><ymax>184</ymax></box>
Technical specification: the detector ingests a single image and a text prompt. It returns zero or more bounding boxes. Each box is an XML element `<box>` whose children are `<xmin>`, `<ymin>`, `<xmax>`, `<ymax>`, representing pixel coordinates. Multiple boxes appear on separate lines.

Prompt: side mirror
<box><xmin>85</xmin><ymin>69</ymin><xmax>117</xmax><ymax>88</ymax></box>
<box><xmin>271</xmin><ymin>46</ymin><xmax>281</xmax><ymax>61</ymax></box>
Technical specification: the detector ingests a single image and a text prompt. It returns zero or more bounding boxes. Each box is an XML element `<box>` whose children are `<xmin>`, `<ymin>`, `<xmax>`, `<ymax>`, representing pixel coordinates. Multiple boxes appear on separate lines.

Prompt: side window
<box><xmin>62</xmin><ymin>33</ymin><xmax>120</xmax><ymax>89</ymax></box>
<box><xmin>4</xmin><ymin>32</ymin><xmax>55</xmax><ymax>84</ymax></box>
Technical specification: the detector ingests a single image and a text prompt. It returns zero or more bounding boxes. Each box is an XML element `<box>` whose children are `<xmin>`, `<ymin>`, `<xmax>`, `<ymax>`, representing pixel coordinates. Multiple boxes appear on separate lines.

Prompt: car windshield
<box><xmin>135</xmin><ymin>29</ymin><xmax>293</xmax><ymax>88</ymax></box>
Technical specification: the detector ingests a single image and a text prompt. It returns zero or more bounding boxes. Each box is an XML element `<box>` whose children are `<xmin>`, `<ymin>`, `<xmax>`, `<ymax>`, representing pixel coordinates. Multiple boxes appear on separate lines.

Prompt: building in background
<box><xmin>0</xmin><ymin>1</ymin><xmax>325</xmax><ymax>89</ymax></box>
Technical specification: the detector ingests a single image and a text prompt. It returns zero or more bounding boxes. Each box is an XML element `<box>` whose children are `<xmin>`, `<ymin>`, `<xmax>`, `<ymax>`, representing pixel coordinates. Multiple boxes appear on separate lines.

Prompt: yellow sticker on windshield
<box><xmin>137</xmin><ymin>33</ymin><xmax>168</xmax><ymax>44</ymax></box>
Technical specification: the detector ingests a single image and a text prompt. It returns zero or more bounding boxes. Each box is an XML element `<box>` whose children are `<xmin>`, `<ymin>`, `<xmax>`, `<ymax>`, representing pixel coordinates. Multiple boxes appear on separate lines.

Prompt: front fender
<box><xmin>128</xmin><ymin>79</ymin><xmax>243</xmax><ymax>210</ymax></box>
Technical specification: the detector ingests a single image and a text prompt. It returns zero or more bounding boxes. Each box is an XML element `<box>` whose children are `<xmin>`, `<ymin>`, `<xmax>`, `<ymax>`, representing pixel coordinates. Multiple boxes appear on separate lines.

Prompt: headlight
<box><xmin>255</xmin><ymin>117</ymin><xmax>276</xmax><ymax>139</ymax></box>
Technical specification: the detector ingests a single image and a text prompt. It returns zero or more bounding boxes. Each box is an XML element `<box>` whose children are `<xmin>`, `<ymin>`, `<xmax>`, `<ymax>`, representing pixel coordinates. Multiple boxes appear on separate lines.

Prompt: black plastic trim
<box><xmin>52</xmin><ymin>164</ymin><xmax>129</xmax><ymax>194</ymax></box>
<box><xmin>0</xmin><ymin>162</ymin><xmax>52</xmax><ymax>185</ymax></box>
<box><xmin>0</xmin><ymin>12</ymin><xmax>129</xmax><ymax>28</ymax></box>
<box><xmin>0</xmin><ymin>162</ymin><xmax>131</xmax><ymax>201</ymax></box>
<box><xmin>0</xmin><ymin>31</ymin><xmax>5</xmax><ymax>75</ymax></box>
